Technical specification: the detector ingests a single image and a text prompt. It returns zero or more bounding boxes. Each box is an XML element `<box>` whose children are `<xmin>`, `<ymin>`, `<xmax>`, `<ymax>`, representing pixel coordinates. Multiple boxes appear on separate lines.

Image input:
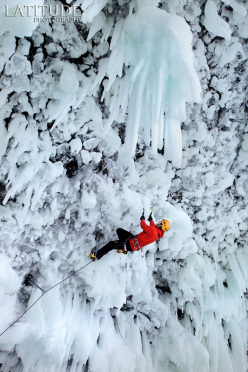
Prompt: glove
<box><xmin>148</xmin><ymin>212</ymin><xmax>153</xmax><ymax>222</ymax></box>
<box><xmin>140</xmin><ymin>211</ymin><xmax>145</xmax><ymax>220</ymax></box>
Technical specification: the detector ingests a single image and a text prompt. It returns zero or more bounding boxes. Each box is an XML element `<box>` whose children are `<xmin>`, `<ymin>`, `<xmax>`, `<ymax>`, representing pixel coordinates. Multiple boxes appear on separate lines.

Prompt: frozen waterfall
<box><xmin>0</xmin><ymin>0</ymin><xmax>248</xmax><ymax>371</ymax></box>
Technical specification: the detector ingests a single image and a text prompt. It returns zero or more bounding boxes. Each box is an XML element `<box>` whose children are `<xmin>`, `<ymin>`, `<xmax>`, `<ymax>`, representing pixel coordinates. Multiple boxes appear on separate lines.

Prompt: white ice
<box><xmin>204</xmin><ymin>0</ymin><xmax>232</xmax><ymax>40</ymax></box>
<box><xmin>0</xmin><ymin>0</ymin><xmax>44</xmax><ymax>38</ymax></box>
<box><xmin>100</xmin><ymin>4</ymin><xmax>201</xmax><ymax>167</ymax></box>
<box><xmin>0</xmin><ymin>0</ymin><xmax>248</xmax><ymax>371</ymax></box>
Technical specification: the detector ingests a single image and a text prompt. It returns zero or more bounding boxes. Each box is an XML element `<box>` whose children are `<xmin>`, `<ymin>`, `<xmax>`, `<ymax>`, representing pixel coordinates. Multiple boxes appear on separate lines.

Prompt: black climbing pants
<box><xmin>96</xmin><ymin>228</ymin><xmax>133</xmax><ymax>259</ymax></box>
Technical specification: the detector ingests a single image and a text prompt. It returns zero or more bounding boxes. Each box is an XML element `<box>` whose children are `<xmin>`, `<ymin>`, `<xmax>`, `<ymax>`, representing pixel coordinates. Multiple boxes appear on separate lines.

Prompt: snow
<box><xmin>0</xmin><ymin>257</ymin><xmax>22</xmax><ymax>342</ymax></box>
<box><xmin>0</xmin><ymin>0</ymin><xmax>248</xmax><ymax>371</ymax></box>
<box><xmin>59</xmin><ymin>63</ymin><xmax>79</xmax><ymax>95</ymax></box>
<box><xmin>0</xmin><ymin>32</ymin><xmax>16</xmax><ymax>73</ymax></box>
<box><xmin>238</xmin><ymin>15</ymin><xmax>248</xmax><ymax>38</ymax></box>
<box><xmin>204</xmin><ymin>0</ymin><xmax>232</xmax><ymax>40</ymax></box>
<box><xmin>222</xmin><ymin>0</ymin><xmax>247</xmax><ymax>16</ymax></box>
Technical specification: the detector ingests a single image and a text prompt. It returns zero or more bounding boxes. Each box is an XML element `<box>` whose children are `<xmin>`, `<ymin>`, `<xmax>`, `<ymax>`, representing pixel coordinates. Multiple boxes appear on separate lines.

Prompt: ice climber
<box><xmin>89</xmin><ymin>210</ymin><xmax>171</xmax><ymax>261</ymax></box>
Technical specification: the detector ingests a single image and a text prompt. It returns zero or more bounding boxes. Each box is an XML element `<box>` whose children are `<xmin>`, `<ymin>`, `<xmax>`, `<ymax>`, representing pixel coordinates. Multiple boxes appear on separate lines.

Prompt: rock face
<box><xmin>0</xmin><ymin>1</ymin><xmax>247</xmax><ymax>371</ymax></box>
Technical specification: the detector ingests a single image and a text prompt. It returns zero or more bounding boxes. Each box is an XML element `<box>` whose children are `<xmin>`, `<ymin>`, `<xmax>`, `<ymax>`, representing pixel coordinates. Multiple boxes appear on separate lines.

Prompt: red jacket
<box><xmin>130</xmin><ymin>220</ymin><xmax>164</xmax><ymax>251</ymax></box>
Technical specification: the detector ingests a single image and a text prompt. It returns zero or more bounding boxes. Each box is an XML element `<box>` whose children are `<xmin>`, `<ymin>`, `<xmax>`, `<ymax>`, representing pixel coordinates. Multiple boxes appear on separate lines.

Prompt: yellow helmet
<box><xmin>159</xmin><ymin>219</ymin><xmax>171</xmax><ymax>232</ymax></box>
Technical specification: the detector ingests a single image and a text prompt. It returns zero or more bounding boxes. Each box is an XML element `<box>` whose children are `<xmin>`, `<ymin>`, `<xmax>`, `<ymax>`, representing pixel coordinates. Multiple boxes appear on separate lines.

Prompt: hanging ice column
<box><xmin>102</xmin><ymin>5</ymin><xmax>201</xmax><ymax>167</ymax></box>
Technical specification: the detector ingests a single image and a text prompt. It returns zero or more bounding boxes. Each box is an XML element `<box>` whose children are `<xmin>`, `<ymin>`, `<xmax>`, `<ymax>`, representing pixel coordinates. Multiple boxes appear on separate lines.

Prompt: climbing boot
<box><xmin>117</xmin><ymin>246</ymin><xmax>127</xmax><ymax>254</ymax></box>
<box><xmin>117</xmin><ymin>249</ymin><xmax>127</xmax><ymax>254</ymax></box>
<box><xmin>90</xmin><ymin>252</ymin><xmax>96</xmax><ymax>261</ymax></box>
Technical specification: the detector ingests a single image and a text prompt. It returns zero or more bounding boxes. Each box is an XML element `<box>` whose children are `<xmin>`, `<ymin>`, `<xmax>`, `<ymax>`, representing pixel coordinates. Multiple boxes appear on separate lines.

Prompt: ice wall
<box><xmin>99</xmin><ymin>4</ymin><xmax>201</xmax><ymax>167</ymax></box>
<box><xmin>0</xmin><ymin>0</ymin><xmax>248</xmax><ymax>371</ymax></box>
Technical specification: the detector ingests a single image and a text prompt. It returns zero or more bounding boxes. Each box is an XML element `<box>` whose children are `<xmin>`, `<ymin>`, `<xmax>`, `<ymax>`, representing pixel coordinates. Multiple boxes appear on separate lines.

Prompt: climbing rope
<box><xmin>29</xmin><ymin>279</ymin><xmax>45</xmax><ymax>292</ymax></box>
<box><xmin>0</xmin><ymin>261</ymin><xmax>93</xmax><ymax>337</ymax></box>
<box><xmin>0</xmin><ymin>234</ymin><xmax>138</xmax><ymax>338</ymax></box>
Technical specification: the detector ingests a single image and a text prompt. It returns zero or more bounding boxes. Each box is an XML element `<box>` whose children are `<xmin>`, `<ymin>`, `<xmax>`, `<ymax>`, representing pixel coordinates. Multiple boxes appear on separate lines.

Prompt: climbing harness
<box><xmin>115</xmin><ymin>235</ymin><xmax>137</xmax><ymax>254</ymax></box>
<box><xmin>0</xmin><ymin>261</ymin><xmax>93</xmax><ymax>337</ymax></box>
<box><xmin>132</xmin><ymin>236</ymin><xmax>142</xmax><ymax>252</ymax></box>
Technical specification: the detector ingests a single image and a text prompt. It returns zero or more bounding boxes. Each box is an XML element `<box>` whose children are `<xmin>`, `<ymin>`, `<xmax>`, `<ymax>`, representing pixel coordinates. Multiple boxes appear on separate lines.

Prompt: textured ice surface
<box><xmin>0</xmin><ymin>0</ymin><xmax>248</xmax><ymax>371</ymax></box>
<box><xmin>101</xmin><ymin>4</ymin><xmax>201</xmax><ymax>167</ymax></box>
<box><xmin>204</xmin><ymin>0</ymin><xmax>232</xmax><ymax>40</ymax></box>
